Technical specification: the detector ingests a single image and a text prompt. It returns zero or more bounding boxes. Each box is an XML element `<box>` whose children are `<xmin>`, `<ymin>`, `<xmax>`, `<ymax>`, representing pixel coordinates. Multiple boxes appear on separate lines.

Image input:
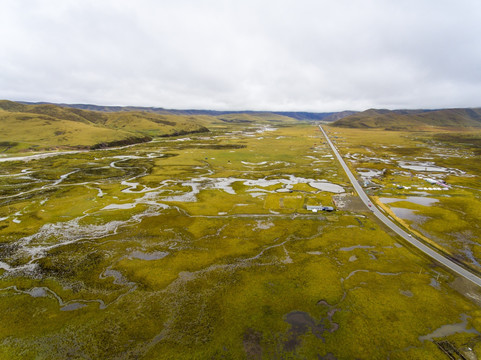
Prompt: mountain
<box><xmin>331</xmin><ymin>108</ymin><xmax>481</xmax><ymax>130</ymax></box>
<box><xmin>19</xmin><ymin>101</ymin><xmax>337</xmax><ymax>122</ymax></box>
<box><xmin>0</xmin><ymin>100</ymin><xmax>209</xmax><ymax>153</ymax></box>
<box><xmin>321</xmin><ymin>110</ymin><xmax>359</xmax><ymax>122</ymax></box>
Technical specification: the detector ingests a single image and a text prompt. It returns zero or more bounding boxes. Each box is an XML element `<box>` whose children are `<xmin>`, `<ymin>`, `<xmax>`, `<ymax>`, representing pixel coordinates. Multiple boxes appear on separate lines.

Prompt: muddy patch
<box><xmin>243</xmin><ymin>328</ymin><xmax>263</xmax><ymax>360</ymax></box>
<box><xmin>284</xmin><ymin>301</ymin><xmax>340</xmax><ymax>351</ymax></box>
<box><xmin>332</xmin><ymin>194</ymin><xmax>366</xmax><ymax>212</ymax></box>
<box><xmin>254</xmin><ymin>220</ymin><xmax>274</xmax><ymax>230</ymax></box>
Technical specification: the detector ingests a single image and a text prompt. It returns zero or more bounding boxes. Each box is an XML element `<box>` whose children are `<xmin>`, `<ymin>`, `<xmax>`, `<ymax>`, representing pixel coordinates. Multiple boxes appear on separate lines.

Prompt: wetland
<box><xmin>1</xmin><ymin>121</ymin><xmax>481</xmax><ymax>359</ymax></box>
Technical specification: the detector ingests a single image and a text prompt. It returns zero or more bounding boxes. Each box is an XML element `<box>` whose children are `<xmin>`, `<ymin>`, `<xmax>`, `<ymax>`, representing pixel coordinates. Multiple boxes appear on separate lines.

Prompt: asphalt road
<box><xmin>319</xmin><ymin>125</ymin><xmax>481</xmax><ymax>287</ymax></box>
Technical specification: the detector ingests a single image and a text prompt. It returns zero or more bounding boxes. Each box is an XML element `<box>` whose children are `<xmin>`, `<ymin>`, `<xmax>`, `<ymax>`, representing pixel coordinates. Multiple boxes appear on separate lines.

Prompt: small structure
<box><xmin>306</xmin><ymin>205</ymin><xmax>335</xmax><ymax>212</ymax></box>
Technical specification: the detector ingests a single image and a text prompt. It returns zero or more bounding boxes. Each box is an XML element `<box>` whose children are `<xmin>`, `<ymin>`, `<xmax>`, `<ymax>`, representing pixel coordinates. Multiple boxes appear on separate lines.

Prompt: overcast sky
<box><xmin>1</xmin><ymin>0</ymin><xmax>481</xmax><ymax>112</ymax></box>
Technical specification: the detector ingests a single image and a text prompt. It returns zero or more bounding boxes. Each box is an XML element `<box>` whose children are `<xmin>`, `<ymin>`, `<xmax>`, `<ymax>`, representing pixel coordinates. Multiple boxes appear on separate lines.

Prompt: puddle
<box><xmin>357</xmin><ymin>168</ymin><xmax>383</xmax><ymax>178</ymax></box>
<box><xmin>399</xmin><ymin>161</ymin><xmax>448</xmax><ymax>172</ymax></box>
<box><xmin>102</xmin><ymin>203</ymin><xmax>138</xmax><ymax>210</ymax></box>
<box><xmin>400</xmin><ymin>290</ymin><xmax>413</xmax><ymax>297</ymax></box>
<box><xmin>61</xmin><ymin>303</ymin><xmax>87</xmax><ymax>311</ymax></box>
<box><xmin>309</xmin><ymin>182</ymin><xmax>344</xmax><ymax>193</ymax></box>
<box><xmin>248</xmin><ymin>192</ymin><xmax>267</xmax><ymax>198</ymax></box>
<box><xmin>100</xmin><ymin>269</ymin><xmax>128</xmax><ymax>286</ymax></box>
<box><xmin>390</xmin><ymin>207</ymin><xmax>427</xmax><ymax>223</ymax></box>
<box><xmin>419</xmin><ymin>314</ymin><xmax>479</xmax><ymax>342</ymax></box>
<box><xmin>25</xmin><ymin>287</ymin><xmax>48</xmax><ymax>298</ymax></box>
<box><xmin>379</xmin><ymin>197</ymin><xmax>439</xmax><ymax>206</ymax></box>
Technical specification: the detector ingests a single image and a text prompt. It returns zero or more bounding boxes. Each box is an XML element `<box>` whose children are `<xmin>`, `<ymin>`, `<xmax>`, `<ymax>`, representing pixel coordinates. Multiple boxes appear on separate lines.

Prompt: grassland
<box><xmin>0</xmin><ymin>101</ymin><xmax>209</xmax><ymax>152</ymax></box>
<box><xmin>0</xmin><ymin>119</ymin><xmax>480</xmax><ymax>359</ymax></box>
<box><xmin>332</xmin><ymin>108</ymin><xmax>481</xmax><ymax>130</ymax></box>
<box><xmin>325</xmin><ymin>126</ymin><xmax>481</xmax><ymax>273</ymax></box>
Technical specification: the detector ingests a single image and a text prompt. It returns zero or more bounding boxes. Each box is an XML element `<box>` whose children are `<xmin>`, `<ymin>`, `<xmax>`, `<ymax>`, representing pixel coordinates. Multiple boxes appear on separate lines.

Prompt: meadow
<box><xmin>327</xmin><ymin>126</ymin><xmax>481</xmax><ymax>273</ymax></box>
<box><xmin>0</xmin><ymin>120</ymin><xmax>480</xmax><ymax>359</ymax></box>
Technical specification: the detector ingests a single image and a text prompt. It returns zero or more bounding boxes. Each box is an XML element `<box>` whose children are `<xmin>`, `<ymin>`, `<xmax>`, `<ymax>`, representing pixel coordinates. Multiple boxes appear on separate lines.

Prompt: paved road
<box><xmin>319</xmin><ymin>125</ymin><xmax>481</xmax><ymax>287</ymax></box>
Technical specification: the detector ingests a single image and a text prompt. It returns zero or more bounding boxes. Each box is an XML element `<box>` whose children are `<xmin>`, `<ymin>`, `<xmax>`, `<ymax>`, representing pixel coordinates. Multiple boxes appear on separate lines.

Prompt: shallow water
<box><xmin>309</xmin><ymin>182</ymin><xmax>344</xmax><ymax>193</ymax></box>
<box><xmin>419</xmin><ymin>314</ymin><xmax>479</xmax><ymax>342</ymax></box>
<box><xmin>399</xmin><ymin>161</ymin><xmax>448</xmax><ymax>172</ymax></box>
<box><xmin>103</xmin><ymin>203</ymin><xmax>138</xmax><ymax>210</ymax></box>
<box><xmin>357</xmin><ymin>168</ymin><xmax>382</xmax><ymax>178</ymax></box>
<box><xmin>390</xmin><ymin>207</ymin><xmax>426</xmax><ymax>223</ymax></box>
<box><xmin>1</xmin><ymin>124</ymin><xmax>480</xmax><ymax>358</ymax></box>
<box><xmin>379</xmin><ymin>196</ymin><xmax>439</xmax><ymax>206</ymax></box>
<box><xmin>0</xmin><ymin>150</ymin><xmax>85</xmax><ymax>162</ymax></box>
<box><xmin>61</xmin><ymin>303</ymin><xmax>87</xmax><ymax>311</ymax></box>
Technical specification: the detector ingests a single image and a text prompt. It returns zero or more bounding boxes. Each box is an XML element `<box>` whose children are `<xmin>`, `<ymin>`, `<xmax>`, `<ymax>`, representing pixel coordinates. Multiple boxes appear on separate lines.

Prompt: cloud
<box><xmin>1</xmin><ymin>0</ymin><xmax>481</xmax><ymax>111</ymax></box>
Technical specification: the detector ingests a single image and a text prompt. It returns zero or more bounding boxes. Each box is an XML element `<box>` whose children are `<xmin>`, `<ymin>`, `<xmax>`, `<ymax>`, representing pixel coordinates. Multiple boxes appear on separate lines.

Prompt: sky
<box><xmin>1</xmin><ymin>0</ymin><xmax>481</xmax><ymax>112</ymax></box>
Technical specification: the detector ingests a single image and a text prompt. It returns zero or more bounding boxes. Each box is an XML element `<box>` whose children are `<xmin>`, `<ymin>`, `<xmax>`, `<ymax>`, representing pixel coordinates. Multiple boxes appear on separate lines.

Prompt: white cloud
<box><xmin>1</xmin><ymin>0</ymin><xmax>481</xmax><ymax>111</ymax></box>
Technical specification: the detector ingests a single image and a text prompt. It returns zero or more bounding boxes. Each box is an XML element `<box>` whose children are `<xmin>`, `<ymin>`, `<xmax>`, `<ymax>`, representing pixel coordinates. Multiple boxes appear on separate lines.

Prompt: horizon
<box><xmin>6</xmin><ymin>99</ymin><xmax>481</xmax><ymax>114</ymax></box>
<box><xmin>2</xmin><ymin>1</ymin><xmax>481</xmax><ymax>112</ymax></box>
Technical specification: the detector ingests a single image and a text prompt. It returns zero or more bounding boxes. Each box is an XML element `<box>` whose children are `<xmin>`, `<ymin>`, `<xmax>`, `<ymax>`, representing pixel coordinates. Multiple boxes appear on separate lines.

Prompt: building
<box><xmin>306</xmin><ymin>205</ymin><xmax>335</xmax><ymax>212</ymax></box>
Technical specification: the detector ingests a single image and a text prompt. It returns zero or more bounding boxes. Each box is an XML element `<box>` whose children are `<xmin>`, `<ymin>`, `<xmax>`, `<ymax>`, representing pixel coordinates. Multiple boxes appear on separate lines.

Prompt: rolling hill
<box><xmin>331</xmin><ymin>108</ymin><xmax>481</xmax><ymax>130</ymax></box>
<box><xmin>320</xmin><ymin>110</ymin><xmax>359</xmax><ymax>122</ymax></box>
<box><xmin>19</xmin><ymin>101</ymin><xmax>337</xmax><ymax>121</ymax></box>
<box><xmin>0</xmin><ymin>100</ymin><xmax>209</xmax><ymax>153</ymax></box>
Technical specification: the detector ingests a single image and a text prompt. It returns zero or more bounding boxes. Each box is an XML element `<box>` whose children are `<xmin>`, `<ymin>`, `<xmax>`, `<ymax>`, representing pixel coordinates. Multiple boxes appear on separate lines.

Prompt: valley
<box><xmin>1</xmin><ymin>111</ymin><xmax>481</xmax><ymax>359</ymax></box>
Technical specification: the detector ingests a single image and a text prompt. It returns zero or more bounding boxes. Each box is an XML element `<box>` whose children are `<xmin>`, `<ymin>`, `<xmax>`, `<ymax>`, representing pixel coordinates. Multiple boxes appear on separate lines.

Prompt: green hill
<box><xmin>19</xmin><ymin>101</ymin><xmax>336</xmax><ymax>121</ymax></box>
<box><xmin>331</xmin><ymin>108</ymin><xmax>481</xmax><ymax>130</ymax></box>
<box><xmin>0</xmin><ymin>100</ymin><xmax>209</xmax><ymax>153</ymax></box>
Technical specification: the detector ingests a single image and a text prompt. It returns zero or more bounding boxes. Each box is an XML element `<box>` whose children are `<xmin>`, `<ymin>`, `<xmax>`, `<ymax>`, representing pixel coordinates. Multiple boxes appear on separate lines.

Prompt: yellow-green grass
<box><xmin>0</xmin><ymin>101</ymin><xmax>212</xmax><ymax>153</ymax></box>
<box><xmin>1</xmin><ymin>120</ymin><xmax>480</xmax><ymax>359</ymax></box>
<box><xmin>0</xmin><ymin>109</ymin><xmax>134</xmax><ymax>151</ymax></box>
<box><xmin>330</xmin><ymin>125</ymin><xmax>481</xmax><ymax>274</ymax></box>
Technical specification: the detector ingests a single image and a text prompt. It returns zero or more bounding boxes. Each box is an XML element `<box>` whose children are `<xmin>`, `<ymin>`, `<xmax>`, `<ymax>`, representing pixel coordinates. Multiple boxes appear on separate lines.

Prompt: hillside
<box><xmin>0</xmin><ymin>100</ymin><xmax>209</xmax><ymax>153</ymax></box>
<box><xmin>321</xmin><ymin>110</ymin><xmax>359</xmax><ymax>122</ymax></box>
<box><xmin>19</xmin><ymin>101</ymin><xmax>336</xmax><ymax>121</ymax></box>
<box><xmin>331</xmin><ymin>108</ymin><xmax>481</xmax><ymax>130</ymax></box>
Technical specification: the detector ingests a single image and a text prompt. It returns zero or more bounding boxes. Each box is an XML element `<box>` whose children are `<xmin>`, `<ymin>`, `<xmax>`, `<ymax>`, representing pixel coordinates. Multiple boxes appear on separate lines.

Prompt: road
<box><xmin>319</xmin><ymin>125</ymin><xmax>481</xmax><ymax>287</ymax></box>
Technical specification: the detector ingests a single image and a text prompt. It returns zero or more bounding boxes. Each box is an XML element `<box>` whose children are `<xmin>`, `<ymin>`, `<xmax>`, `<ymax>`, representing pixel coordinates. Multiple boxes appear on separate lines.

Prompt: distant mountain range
<box><xmin>3</xmin><ymin>99</ymin><xmax>481</xmax><ymax>154</ymax></box>
<box><xmin>1</xmin><ymin>100</ymin><xmax>354</xmax><ymax>153</ymax></box>
<box><xmin>18</xmin><ymin>101</ymin><xmax>341</xmax><ymax>122</ymax></box>
<box><xmin>331</xmin><ymin>108</ymin><xmax>481</xmax><ymax>130</ymax></box>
